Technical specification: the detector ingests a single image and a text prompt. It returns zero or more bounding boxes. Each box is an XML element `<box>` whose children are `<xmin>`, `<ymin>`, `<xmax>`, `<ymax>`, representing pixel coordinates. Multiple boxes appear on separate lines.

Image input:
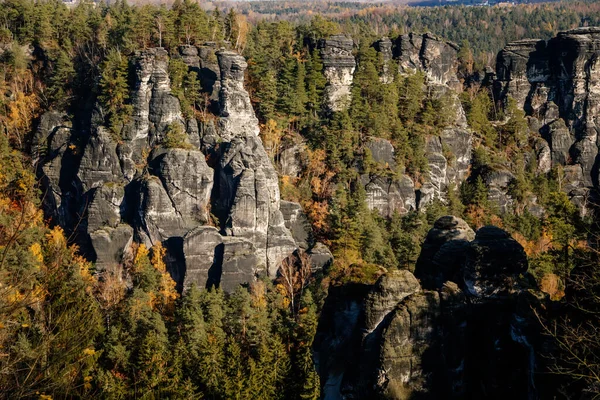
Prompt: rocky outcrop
<box><xmin>362</xmin><ymin>138</ymin><xmax>417</xmax><ymax>216</ymax></box>
<box><xmin>215</xmin><ymin>50</ymin><xmax>296</xmax><ymax>277</ymax></box>
<box><xmin>395</xmin><ymin>32</ymin><xmax>462</xmax><ymax>92</ymax></box>
<box><xmin>373</xmin><ymin>37</ymin><xmax>393</xmax><ymax>84</ymax></box>
<box><xmin>495</xmin><ymin>27</ymin><xmax>600</xmax><ymax>191</ymax></box>
<box><xmin>315</xmin><ymin>216</ymin><xmax>540</xmax><ymax>399</ymax></box>
<box><xmin>414</xmin><ymin>216</ymin><xmax>475</xmax><ymax>289</ymax></box>
<box><xmin>319</xmin><ymin>35</ymin><xmax>356</xmax><ymax>112</ymax></box>
<box><xmin>34</xmin><ymin>47</ymin><xmax>300</xmax><ymax>293</ymax></box>
<box><xmin>150</xmin><ymin>148</ymin><xmax>213</xmax><ymax>225</ymax></box>
<box><xmin>392</xmin><ymin>33</ymin><xmax>472</xmax><ymax>208</ymax></box>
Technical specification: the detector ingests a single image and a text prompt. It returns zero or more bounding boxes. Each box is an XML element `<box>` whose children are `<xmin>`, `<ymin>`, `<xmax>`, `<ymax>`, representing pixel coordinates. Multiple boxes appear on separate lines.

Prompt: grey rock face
<box><xmin>364</xmin><ymin>175</ymin><xmax>416</xmax><ymax>217</ymax></box>
<box><xmin>316</xmin><ymin>218</ymin><xmax>540</xmax><ymax>400</ymax></box>
<box><xmin>216</xmin><ymin>50</ymin><xmax>296</xmax><ymax>277</ymax></box>
<box><xmin>483</xmin><ymin>169</ymin><xmax>516</xmax><ymax>213</ymax></box>
<box><xmin>78</xmin><ymin>126</ymin><xmax>123</xmax><ymax>192</ymax></box>
<box><xmin>135</xmin><ymin>176</ymin><xmax>188</xmax><ymax>246</ymax></box>
<box><xmin>319</xmin><ymin>35</ymin><xmax>356</xmax><ymax>112</ymax></box>
<box><xmin>362</xmin><ymin>138</ymin><xmax>417</xmax><ymax>216</ymax></box>
<box><xmin>363</xmin><ymin>270</ymin><xmax>421</xmax><ymax>333</ymax></box>
<box><xmin>441</xmin><ymin>127</ymin><xmax>473</xmax><ymax>183</ymax></box>
<box><xmin>220</xmin><ymin>237</ymin><xmax>259</xmax><ymax>292</ymax></box>
<box><xmin>182</xmin><ymin>226</ymin><xmax>222</xmax><ymax>290</ymax></box>
<box><xmin>415</xmin><ymin>216</ymin><xmax>475</xmax><ymax>289</ymax></box>
<box><xmin>395</xmin><ymin>32</ymin><xmax>461</xmax><ymax>91</ymax></box>
<box><xmin>374</xmin><ymin>37</ymin><xmax>393</xmax><ymax>83</ymax></box>
<box><xmin>128</xmin><ymin>48</ymin><xmax>185</xmax><ymax>149</ymax></box>
<box><xmin>150</xmin><ymin>148</ymin><xmax>214</xmax><ymax>225</ymax></box>
<box><xmin>463</xmin><ymin>226</ymin><xmax>528</xmax><ymax>298</ymax></box>
<box><xmin>495</xmin><ymin>28</ymin><xmax>600</xmax><ymax>189</ymax></box>
<box><xmin>33</xmin><ymin>111</ymin><xmax>72</xmax><ymax>224</ymax></box>
<box><xmin>36</xmin><ymin>47</ymin><xmax>299</xmax><ymax>293</ymax></box>
<box><xmin>541</xmin><ymin>119</ymin><xmax>574</xmax><ymax>167</ymax></box>
<box><xmin>90</xmin><ymin>224</ymin><xmax>133</xmax><ymax>269</ymax></box>
<box><xmin>280</xmin><ymin>201</ymin><xmax>314</xmax><ymax>250</ymax></box>
<box><xmin>379</xmin><ymin>291</ymin><xmax>441</xmax><ymax>398</ymax></box>
<box><xmin>87</xmin><ymin>184</ymin><xmax>124</xmax><ymax>233</ymax></box>
<box><xmin>532</xmin><ymin>137</ymin><xmax>552</xmax><ymax>174</ymax></box>
<box><xmin>391</xmin><ymin>34</ymin><xmax>471</xmax><ymax>207</ymax></box>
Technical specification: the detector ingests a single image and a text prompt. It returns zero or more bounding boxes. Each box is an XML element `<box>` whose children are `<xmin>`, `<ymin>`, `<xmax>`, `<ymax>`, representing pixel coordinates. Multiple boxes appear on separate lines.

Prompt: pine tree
<box><xmin>98</xmin><ymin>49</ymin><xmax>132</xmax><ymax>136</ymax></box>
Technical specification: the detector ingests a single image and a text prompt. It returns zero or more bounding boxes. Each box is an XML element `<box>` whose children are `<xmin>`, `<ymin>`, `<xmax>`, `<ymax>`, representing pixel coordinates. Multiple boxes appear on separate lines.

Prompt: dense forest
<box><xmin>0</xmin><ymin>0</ymin><xmax>599</xmax><ymax>398</ymax></box>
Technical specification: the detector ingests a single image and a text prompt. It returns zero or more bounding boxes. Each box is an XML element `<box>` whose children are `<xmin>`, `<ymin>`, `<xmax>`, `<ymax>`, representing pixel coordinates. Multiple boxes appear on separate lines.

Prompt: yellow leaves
<box><xmin>133</xmin><ymin>243</ymin><xmax>150</xmax><ymax>274</ymax></box>
<box><xmin>37</xmin><ymin>394</ymin><xmax>52</xmax><ymax>400</ymax></box>
<box><xmin>540</xmin><ymin>273</ymin><xmax>564</xmax><ymax>301</ymax></box>
<box><xmin>83</xmin><ymin>375</ymin><xmax>93</xmax><ymax>391</ymax></box>
<box><xmin>82</xmin><ymin>348</ymin><xmax>96</xmax><ymax>356</ymax></box>
<box><xmin>513</xmin><ymin>229</ymin><xmax>552</xmax><ymax>257</ymax></box>
<box><xmin>30</xmin><ymin>242</ymin><xmax>44</xmax><ymax>265</ymax></box>
<box><xmin>46</xmin><ymin>226</ymin><xmax>67</xmax><ymax>249</ymax></box>
<box><xmin>250</xmin><ymin>280</ymin><xmax>267</xmax><ymax>309</ymax></box>
<box><xmin>151</xmin><ymin>243</ymin><xmax>167</xmax><ymax>274</ymax></box>
<box><xmin>260</xmin><ymin>119</ymin><xmax>282</xmax><ymax>161</ymax></box>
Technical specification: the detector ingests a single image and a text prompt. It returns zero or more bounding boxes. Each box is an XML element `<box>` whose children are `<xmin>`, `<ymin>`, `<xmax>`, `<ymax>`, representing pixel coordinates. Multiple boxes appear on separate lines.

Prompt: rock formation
<box><xmin>34</xmin><ymin>47</ymin><xmax>303</xmax><ymax>292</ymax></box>
<box><xmin>315</xmin><ymin>216</ymin><xmax>541</xmax><ymax>399</ymax></box>
<box><xmin>495</xmin><ymin>27</ymin><xmax>600</xmax><ymax>196</ymax></box>
<box><xmin>319</xmin><ymin>35</ymin><xmax>356</xmax><ymax>112</ymax></box>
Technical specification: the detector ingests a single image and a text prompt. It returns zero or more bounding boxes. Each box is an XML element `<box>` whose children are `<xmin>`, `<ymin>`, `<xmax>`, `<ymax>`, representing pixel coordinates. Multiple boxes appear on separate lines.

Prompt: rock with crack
<box><xmin>319</xmin><ymin>35</ymin><xmax>356</xmax><ymax>112</ymax></box>
<box><xmin>134</xmin><ymin>176</ymin><xmax>188</xmax><ymax>246</ymax></box>
<box><xmin>89</xmin><ymin>224</ymin><xmax>134</xmax><ymax>270</ymax></box>
<box><xmin>463</xmin><ymin>226</ymin><xmax>528</xmax><ymax>298</ymax></box>
<box><xmin>415</xmin><ymin>215</ymin><xmax>475</xmax><ymax>290</ymax></box>
<box><xmin>215</xmin><ymin>50</ymin><xmax>296</xmax><ymax>278</ymax></box>
<box><xmin>150</xmin><ymin>148</ymin><xmax>214</xmax><ymax>225</ymax></box>
<box><xmin>182</xmin><ymin>226</ymin><xmax>223</xmax><ymax>290</ymax></box>
<box><xmin>78</xmin><ymin>126</ymin><xmax>124</xmax><ymax>192</ymax></box>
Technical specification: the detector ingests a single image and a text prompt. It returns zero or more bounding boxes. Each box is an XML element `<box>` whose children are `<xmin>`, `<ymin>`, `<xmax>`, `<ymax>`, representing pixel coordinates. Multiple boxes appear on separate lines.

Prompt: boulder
<box><xmin>463</xmin><ymin>226</ymin><xmax>528</xmax><ymax>298</ymax></box>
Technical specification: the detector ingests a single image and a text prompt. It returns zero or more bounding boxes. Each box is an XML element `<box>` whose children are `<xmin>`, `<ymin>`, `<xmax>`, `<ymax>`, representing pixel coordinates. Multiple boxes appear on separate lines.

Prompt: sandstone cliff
<box><xmin>35</xmin><ymin>46</ymin><xmax>304</xmax><ymax>292</ymax></box>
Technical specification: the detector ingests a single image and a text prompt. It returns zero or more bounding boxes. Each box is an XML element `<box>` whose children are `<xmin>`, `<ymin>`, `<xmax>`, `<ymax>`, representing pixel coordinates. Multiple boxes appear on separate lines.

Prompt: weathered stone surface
<box><xmin>78</xmin><ymin>126</ymin><xmax>123</xmax><ymax>192</ymax></box>
<box><xmin>216</xmin><ymin>50</ymin><xmax>296</xmax><ymax>277</ymax></box>
<box><xmin>308</xmin><ymin>242</ymin><xmax>334</xmax><ymax>271</ymax></box>
<box><xmin>483</xmin><ymin>169</ymin><xmax>515</xmax><ymax>213</ymax></box>
<box><xmin>134</xmin><ymin>176</ymin><xmax>187</xmax><ymax>246</ymax></box>
<box><xmin>90</xmin><ymin>224</ymin><xmax>133</xmax><ymax>269</ymax></box>
<box><xmin>319</xmin><ymin>35</ymin><xmax>356</xmax><ymax>112</ymax></box>
<box><xmin>415</xmin><ymin>216</ymin><xmax>475</xmax><ymax>289</ymax></box>
<box><xmin>278</xmin><ymin>143</ymin><xmax>306</xmax><ymax>178</ymax></box>
<box><xmin>363</xmin><ymin>270</ymin><xmax>421</xmax><ymax>333</ymax></box>
<box><xmin>87</xmin><ymin>184</ymin><xmax>124</xmax><ymax>233</ymax></box>
<box><xmin>463</xmin><ymin>226</ymin><xmax>528</xmax><ymax>298</ymax></box>
<box><xmin>379</xmin><ymin>291</ymin><xmax>441</xmax><ymax>398</ymax></box>
<box><xmin>182</xmin><ymin>226</ymin><xmax>222</xmax><ymax>290</ymax></box>
<box><xmin>220</xmin><ymin>236</ymin><xmax>259</xmax><ymax>292</ymax></box>
<box><xmin>150</xmin><ymin>148</ymin><xmax>214</xmax><ymax>224</ymax></box>
<box><xmin>541</xmin><ymin>119</ymin><xmax>573</xmax><ymax>167</ymax></box>
<box><xmin>441</xmin><ymin>127</ymin><xmax>472</xmax><ymax>183</ymax></box>
<box><xmin>373</xmin><ymin>37</ymin><xmax>393</xmax><ymax>83</ymax></box>
<box><xmin>366</xmin><ymin>137</ymin><xmax>396</xmax><ymax>167</ymax></box>
<box><xmin>395</xmin><ymin>32</ymin><xmax>461</xmax><ymax>90</ymax></box>
<box><xmin>316</xmin><ymin>218</ymin><xmax>540</xmax><ymax>400</ymax></box>
<box><xmin>532</xmin><ymin>137</ymin><xmax>552</xmax><ymax>174</ymax></box>
<box><xmin>495</xmin><ymin>39</ymin><xmax>549</xmax><ymax>112</ymax></box>
<box><xmin>280</xmin><ymin>201</ymin><xmax>314</xmax><ymax>250</ymax></box>
<box><xmin>34</xmin><ymin>111</ymin><xmax>72</xmax><ymax>223</ymax></box>
<box><xmin>127</xmin><ymin>47</ymin><xmax>184</xmax><ymax>149</ymax></box>
<box><xmin>363</xmin><ymin>175</ymin><xmax>416</xmax><ymax>217</ymax></box>
<box><xmin>495</xmin><ymin>28</ymin><xmax>600</xmax><ymax>189</ymax></box>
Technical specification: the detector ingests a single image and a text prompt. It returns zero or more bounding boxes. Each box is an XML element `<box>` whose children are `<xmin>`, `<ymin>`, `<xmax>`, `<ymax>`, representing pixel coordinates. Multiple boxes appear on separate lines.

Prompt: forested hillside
<box><xmin>0</xmin><ymin>0</ymin><xmax>599</xmax><ymax>398</ymax></box>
